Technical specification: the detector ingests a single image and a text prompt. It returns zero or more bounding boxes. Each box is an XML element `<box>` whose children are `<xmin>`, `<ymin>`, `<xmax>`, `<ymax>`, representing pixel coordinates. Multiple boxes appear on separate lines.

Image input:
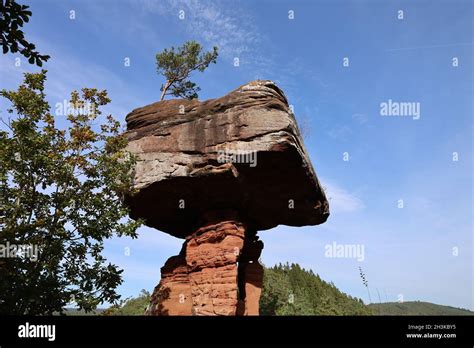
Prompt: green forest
<box><xmin>260</xmin><ymin>263</ymin><xmax>370</xmax><ymax>315</ymax></box>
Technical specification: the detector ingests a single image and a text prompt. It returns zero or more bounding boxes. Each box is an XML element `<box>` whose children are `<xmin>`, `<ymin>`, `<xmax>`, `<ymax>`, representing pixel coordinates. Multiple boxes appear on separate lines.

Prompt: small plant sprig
<box><xmin>359</xmin><ymin>266</ymin><xmax>372</xmax><ymax>304</ymax></box>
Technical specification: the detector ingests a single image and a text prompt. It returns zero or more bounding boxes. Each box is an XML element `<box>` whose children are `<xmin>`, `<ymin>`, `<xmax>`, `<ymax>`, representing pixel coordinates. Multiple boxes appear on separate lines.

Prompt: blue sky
<box><xmin>0</xmin><ymin>0</ymin><xmax>472</xmax><ymax>310</ymax></box>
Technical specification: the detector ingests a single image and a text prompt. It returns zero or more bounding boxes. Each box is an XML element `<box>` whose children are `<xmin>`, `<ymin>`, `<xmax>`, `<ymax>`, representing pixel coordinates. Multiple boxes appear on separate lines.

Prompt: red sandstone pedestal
<box><xmin>146</xmin><ymin>218</ymin><xmax>263</xmax><ymax>316</ymax></box>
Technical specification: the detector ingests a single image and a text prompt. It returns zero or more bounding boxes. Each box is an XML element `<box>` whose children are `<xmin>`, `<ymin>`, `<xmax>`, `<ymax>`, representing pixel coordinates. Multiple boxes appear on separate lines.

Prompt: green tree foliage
<box><xmin>102</xmin><ymin>289</ymin><xmax>150</xmax><ymax>315</ymax></box>
<box><xmin>0</xmin><ymin>0</ymin><xmax>50</xmax><ymax>66</ymax></box>
<box><xmin>156</xmin><ymin>41</ymin><xmax>218</xmax><ymax>101</ymax></box>
<box><xmin>260</xmin><ymin>263</ymin><xmax>372</xmax><ymax>315</ymax></box>
<box><xmin>0</xmin><ymin>70</ymin><xmax>141</xmax><ymax>315</ymax></box>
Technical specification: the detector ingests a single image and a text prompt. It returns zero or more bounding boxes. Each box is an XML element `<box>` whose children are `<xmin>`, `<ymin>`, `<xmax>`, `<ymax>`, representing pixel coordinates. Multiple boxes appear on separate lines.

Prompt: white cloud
<box><xmin>352</xmin><ymin>113</ymin><xmax>368</xmax><ymax>125</ymax></box>
<box><xmin>323</xmin><ymin>181</ymin><xmax>365</xmax><ymax>213</ymax></box>
<box><xmin>327</xmin><ymin>125</ymin><xmax>353</xmax><ymax>141</ymax></box>
<box><xmin>139</xmin><ymin>0</ymin><xmax>261</xmax><ymax>59</ymax></box>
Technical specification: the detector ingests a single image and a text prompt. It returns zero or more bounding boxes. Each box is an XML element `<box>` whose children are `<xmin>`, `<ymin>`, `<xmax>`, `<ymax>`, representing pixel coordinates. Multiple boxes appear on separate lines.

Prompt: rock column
<box><xmin>186</xmin><ymin>220</ymin><xmax>245</xmax><ymax>315</ymax></box>
<box><xmin>147</xmin><ymin>212</ymin><xmax>264</xmax><ymax>316</ymax></box>
<box><xmin>237</xmin><ymin>231</ymin><xmax>264</xmax><ymax>315</ymax></box>
<box><xmin>146</xmin><ymin>250</ymin><xmax>192</xmax><ymax>315</ymax></box>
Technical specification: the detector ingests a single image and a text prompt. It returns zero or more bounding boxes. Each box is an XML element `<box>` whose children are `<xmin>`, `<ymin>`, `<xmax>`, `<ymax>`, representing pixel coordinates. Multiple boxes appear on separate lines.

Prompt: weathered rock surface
<box><xmin>125</xmin><ymin>80</ymin><xmax>329</xmax><ymax>239</ymax></box>
<box><xmin>146</xmin><ymin>253</ymin><xmax>192</xmax><ymax>315</ymax></box>
<box><xmin>186</xmin><ymin>220</ymin><xmax>245</xmax><ymax>316</ymax></box>
<box><xmin>238</xmin><ymin>232</ymin><xmax>264</xmax><ymax>315</ymax></box>
<box><xmin>146</xmin><ymin>218</ymin><xmax>263</xmax><ymax>316</ymax></box>
<box><xmin>125</xmin><ymin>80</ymin><xmax>329</xmax><ymax>316</ymax></box>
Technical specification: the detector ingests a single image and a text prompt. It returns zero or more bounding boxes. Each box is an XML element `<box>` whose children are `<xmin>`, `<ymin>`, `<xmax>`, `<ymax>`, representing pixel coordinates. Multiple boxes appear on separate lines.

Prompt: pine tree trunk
<box><xmin>160</xmin><ymin>81</ymin><xmax>170</xmax><ymax>101</ymax></box>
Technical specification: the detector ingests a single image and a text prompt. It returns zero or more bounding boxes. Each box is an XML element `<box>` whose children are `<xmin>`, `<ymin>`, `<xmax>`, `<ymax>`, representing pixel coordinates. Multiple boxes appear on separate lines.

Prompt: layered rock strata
<box><xmin>146</xmin><ymin>217</ymin><xmax>263</xmax><ymax>316</ymax></box>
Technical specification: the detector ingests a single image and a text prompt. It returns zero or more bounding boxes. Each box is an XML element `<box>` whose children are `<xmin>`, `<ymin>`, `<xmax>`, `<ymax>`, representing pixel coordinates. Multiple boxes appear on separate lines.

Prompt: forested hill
<box><xmin>260</xmin><ymin>263</ymin><xmax>371</xmax><ymax>315</ymax></box>
<box><xmin>369</xmin><ymin>302</ymin><xmax>474</xmax><ymax>315</ymax></box>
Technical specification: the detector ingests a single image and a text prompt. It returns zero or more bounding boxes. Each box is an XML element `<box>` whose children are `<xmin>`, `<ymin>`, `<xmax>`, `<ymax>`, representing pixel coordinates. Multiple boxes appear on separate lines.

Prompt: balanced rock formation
<box><xmin>124</xmin><ymin>80</ymin><xmax>329</xmax><ymax>316</ymax></box>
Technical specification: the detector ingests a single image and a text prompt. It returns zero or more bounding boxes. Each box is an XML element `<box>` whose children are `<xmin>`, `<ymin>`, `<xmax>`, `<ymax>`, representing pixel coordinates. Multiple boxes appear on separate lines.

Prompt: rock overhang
<box><xmin>124</xmin><ymin>80</ymin><xmax>329</xmax><ymax>238</ymax></box>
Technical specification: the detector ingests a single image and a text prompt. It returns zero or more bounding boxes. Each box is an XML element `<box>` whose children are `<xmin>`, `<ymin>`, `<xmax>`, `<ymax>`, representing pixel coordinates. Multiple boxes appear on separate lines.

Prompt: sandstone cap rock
<box><xmin>124</xmin><ymin>80</ymin><xmax>329</xmax><ymax>238</ymax></box>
